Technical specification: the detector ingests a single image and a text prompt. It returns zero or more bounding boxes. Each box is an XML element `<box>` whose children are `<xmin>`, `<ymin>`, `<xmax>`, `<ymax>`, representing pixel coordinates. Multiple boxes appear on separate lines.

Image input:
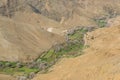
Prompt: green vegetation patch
<box><xmin>95</xmin><ymin>19</ymin><xmax>107</xmax><ymax>28</ymax></box>
<box><xmin>0</xmin><ymin>61</ymin><xmax>39</xmax><ymax>76</ymax></box>
<box><xmin>38</xmin><ymin>28</ymin><xmax>88</xmax><ymax>64</ymax></box>
<box><xmin>0</xmin><ymin>27</ymin><xmax>89</xmax><ymax>77</ymax></box>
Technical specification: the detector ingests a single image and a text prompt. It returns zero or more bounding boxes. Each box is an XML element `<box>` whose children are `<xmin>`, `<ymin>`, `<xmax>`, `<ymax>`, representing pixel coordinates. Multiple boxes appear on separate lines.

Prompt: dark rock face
<box><xmin>0</xmin><ymin>0</ymin><xmax>120</xmax><ymax>21</ymax></box>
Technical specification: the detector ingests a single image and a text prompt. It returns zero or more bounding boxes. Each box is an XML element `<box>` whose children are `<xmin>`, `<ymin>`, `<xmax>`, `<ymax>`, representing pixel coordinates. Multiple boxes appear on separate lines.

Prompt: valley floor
<box><xmin>33</xmin><ymin>26</ymin><xmax>120</xmax><ymax>80</ymax></box>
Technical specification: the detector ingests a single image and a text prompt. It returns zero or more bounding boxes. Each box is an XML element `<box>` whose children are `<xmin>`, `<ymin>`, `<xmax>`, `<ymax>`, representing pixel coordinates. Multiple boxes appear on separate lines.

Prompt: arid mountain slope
<box><xmin>0</xmin><ymin>0</ymin><xmax>120</xmax><ymax>27</ymax></box>
<box><xmin>12</xmin><ymin>12</ymin><xmax>67</xmax><ymax>35</ymax></box>
<box><xmin>0</xmin><ymin>16</ymin><xmax>64</xmax><ymax>62</ymax></box>
<box><xmin>0</xmin><ymin>0</ymin><xmax>120</xmax><ymax>79</ymax></box>
<box><xmin>107</xmin><ymin>16</ymin><xmax>120</xmax><ymax>27</ymax></box>
<box><xmin>33</xmin><ymin>26</ymin><xmax>120</xmax><ymax>80</ymax></box>
<box><xmin>0</xmin><ymin>74</ymin><xmax>15</xmax><ymax>80</ymax></box>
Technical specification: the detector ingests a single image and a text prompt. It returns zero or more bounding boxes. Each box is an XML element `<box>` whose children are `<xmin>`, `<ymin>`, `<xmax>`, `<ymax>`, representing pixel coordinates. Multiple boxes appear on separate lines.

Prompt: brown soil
<box><xmin>0</xmin><ymin>0</ymin><xmax>120</xmax><ymax>80</ymax></box>
<box><xmin>0</xmin><ymin>16</ymin><xmax>65</xmax><ymax>62</ymax></box>
<box><xmin>33</xmin><ymin>26</ymin><xmax>120</xmax><ymax>80</ymax></box>
<box><xmin>0</xmin><ymin>74</ymin><xmax>15</xmax><ymax>80</ymax></box>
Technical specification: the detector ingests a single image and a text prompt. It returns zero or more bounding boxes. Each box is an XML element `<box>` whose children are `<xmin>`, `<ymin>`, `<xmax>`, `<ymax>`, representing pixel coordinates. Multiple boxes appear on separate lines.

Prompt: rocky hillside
<box><xmin>0</xmin><ymin>16</ymin><xmax>64</xmax><ymax>62</ymax></box>
<box><xmin>0</xmin><ymin>0</ymin><xmax>120</xmax><ymax>80</ymax></box>
<box><xmin>0</xmin><ymin>0</ymin><xmax>120</xmax><ymax>26</ymax></box>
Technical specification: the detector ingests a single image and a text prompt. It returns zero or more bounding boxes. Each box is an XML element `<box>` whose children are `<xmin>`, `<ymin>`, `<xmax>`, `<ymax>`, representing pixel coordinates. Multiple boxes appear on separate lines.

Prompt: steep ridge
<box><xmin>0</xmin><ymin>0</ymin><xmax>120</xmax><ymax>27</ymax></box>
<box><xmin>12</xmin><ymin>12</ymin><xmax>67</xmax><ymax>35</ymax></box>
<box><xmin>0</xmin><ymin>16</ymin><xmax>64</xmax><ymax>62</ymax></box>
<box><xmin>33</xmin><ymin>26</ymin><xmax>120</xmax><ymax>80</ymax></box>
<box><xmin>0</xmin><ymin>0</ymin><xmax>120</xmax><ymax>80</ymax></box>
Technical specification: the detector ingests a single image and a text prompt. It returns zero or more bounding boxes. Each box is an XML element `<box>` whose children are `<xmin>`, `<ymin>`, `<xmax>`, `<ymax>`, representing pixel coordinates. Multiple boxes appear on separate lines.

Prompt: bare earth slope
<box><xmin>33</xmin><ymin>26</ymin><xmax>120</xmax><ymax>80</ymax></box>
<box><xmin>0</xmin><ymin>0</ymin><xmax>120</xmax><ymax>28</ymax></box>
<box><xmin>0</xmin><ymin>0</ymin><xmax>120</xmax><ymax>80</ymax></box>
<box><xmin>0</xmin><ymin>16</ymin><xmax>64</xmax><ymax>62</ymax></box>
<box><xmin>0</xmin><ymin>74</ymin><xmax>15</xmax><ymax>80</ymax></box>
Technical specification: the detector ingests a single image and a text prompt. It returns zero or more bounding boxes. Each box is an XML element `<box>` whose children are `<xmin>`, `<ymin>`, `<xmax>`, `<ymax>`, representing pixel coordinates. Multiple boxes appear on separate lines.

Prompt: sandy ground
<box><xmin>0</xmin><ymin>16</ymin><xmax>65</xmax><ymax>62</ymax></box>
<box><xmin>0</xmin><ymin>0</ymin><xmax>120</xmax><ymax>79</ymax></box>
<box><xmin>0</xmin><ymin>74</ymin><xmax>15</xmax><ymax>80</ymax></box>
<box><xmin>33</xmin><ymin>25</ymin><xmax>120</xmax><ymax>80</ymax></box>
